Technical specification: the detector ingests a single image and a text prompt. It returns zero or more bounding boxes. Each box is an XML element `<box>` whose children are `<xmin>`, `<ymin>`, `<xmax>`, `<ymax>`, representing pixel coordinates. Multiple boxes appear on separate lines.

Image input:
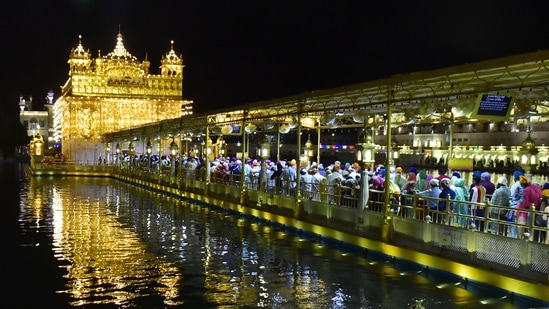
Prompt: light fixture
<box><xmin>170</xmin><ymin>136</ymin><xmax>179</xmax><ymax>156</ymax></box>
<box><xmin>221</xmin><ymin>124</ymin><xmax>233</xmax><ymax>135</ymax></box>
<box><xmin>519</xmin><ymin>125</ymin><xmax>538</xmax><ymax>173</ymax></box>
<box><xmin>217</xmin><ymin>136</ymin><xmax>226</xmax><ymax>156</ymax></box>
<box><xmin>301</xmin><ymin>117</ymin><xmax>316</xmax><ymax>128</ymax></box>
<box><xmin>355</xmin><ymin>128</ymin><xmax>376</xmax><ymax>164</ymax></box>
<box><xmin>258</xmin><ymin>135</ymin><xmax>270</xmax><ymax>159</ymax></box>
<box><xmin>304</xmin><ymin>134</ymin><xmax>314</xmax><ymax>159</ymax></box>
<box><xmin>146</xmin><ymin>139</ymin><xmax>152</xmax><ymax>155</ymax></box>
<box><xmin>205</xmin><ymin>138</ymin><xmax>213</xmax><ymax>156</ymax></box>
<box><xmin>353</xmin><ymin>110</ymin><xmax>366</xmax><ymax>123</ymax></box>
<box><xmin>279</xmin><ymin>123</ymin><xmax>290</xmax><ymax>134</ymax></box>
<box><xmin>288</xmin><ymin>116</ymin><xmax>298</xmax><ymax>128</ymax></box>
<box><xmin>245</xmin><ymin>123</ymin><xmax>257</xmax><ymax>134</ymax></box>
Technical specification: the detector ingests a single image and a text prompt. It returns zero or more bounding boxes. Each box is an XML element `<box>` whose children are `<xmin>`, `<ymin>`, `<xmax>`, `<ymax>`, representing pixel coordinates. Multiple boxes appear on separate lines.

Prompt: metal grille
<box><xmin>475</xmin><ymin>234</ymin><xmax>521</xmax><ymax>268</ymax></box>
<box><xmin>530</xmin><ymin>245</ymin><xmax>549</xmax><ymax>274</ymax></box>
<box><xmin>433</xmin><ymin>227</ymin><xmax>467</xmax><ymax>253</ymax></box>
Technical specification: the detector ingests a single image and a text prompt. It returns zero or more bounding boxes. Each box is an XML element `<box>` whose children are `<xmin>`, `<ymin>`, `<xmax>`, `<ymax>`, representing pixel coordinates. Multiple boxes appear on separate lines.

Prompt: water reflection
<box><xmin>17</xmin><ymin>176</ymin><xmax>530</xmax><ymax>308</ymax></box>
<box><xmin>25</xmin><ymin>178</ymin><xmax>183</xmax><ymax>307</ymax></box>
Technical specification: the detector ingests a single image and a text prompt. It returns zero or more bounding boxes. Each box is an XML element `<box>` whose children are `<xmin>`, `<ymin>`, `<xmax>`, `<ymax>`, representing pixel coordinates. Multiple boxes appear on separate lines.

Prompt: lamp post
<box><xmin>34</xmin><ymin>133</ymin><xmax>43</xmax><ymax>156</ymax></box>
<box><xmin>146</xmin><ymin>139</ymin><xmax>152</xmax><ymax>172</ymax></box>
<box><xmin>115</xmin><ymin>143</ymin><xmax>121</xmax><ymax>168</ymax></box>
<box><xmin>170</xmin><ymin>136</ymin><xmax>179</xmax><ymax>177</ymax></box>
<box><xmin>105</xmin><ymin>143</ymin><xmax>110</xmax><ymax>165</ymax></box>
<box><xmin>157</xmin><ymin>139</ymin><xmax>162</xmax><ymax>175</ymax></box>
<box><xmin>258</xmin><ymin>134</ymin><xmax>271</xmax><ymax>196</ymax></box>
<box><xmin>128</xmin><ymin>141</ymin><xmax>135</xmax><ymax>171</ymax></box>
<box><xmin>303</xmin><ymin>133</ymin><xmax>314</xmax><ymax>166</ymax></box>
<box><xmin>216</xmin><ymin>135</ymin><xmax>226</xmax><ymax>158</ymax></box>
<box><xmin>31</xmin><ymin>133</ymin><xmax>44</xmax><ymax>170</ymax></box>
<box><xmin>520</xmin><ymin>126</ymin><xmax>538</xmax><ymax>175</ymax></box>
<box><xmin>356</xmin><ymin>128</ymin><xmax>377</xmax><ymax>210</ymax></box>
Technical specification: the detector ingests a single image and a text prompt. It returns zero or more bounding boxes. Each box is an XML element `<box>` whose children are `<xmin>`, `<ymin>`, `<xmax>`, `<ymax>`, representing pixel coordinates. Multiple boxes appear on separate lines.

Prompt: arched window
<box><xmin>29</xmin><ymin>118</ymin><xmax>38</xmax><ymax>130</ymax></box>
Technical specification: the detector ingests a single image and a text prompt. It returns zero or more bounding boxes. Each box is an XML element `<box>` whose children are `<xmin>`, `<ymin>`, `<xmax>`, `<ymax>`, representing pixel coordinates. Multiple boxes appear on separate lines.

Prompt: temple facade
<box><xmin>53</xmin><ymin>32</ymin><xmax>192</xmax><ymax>163</ymax></box>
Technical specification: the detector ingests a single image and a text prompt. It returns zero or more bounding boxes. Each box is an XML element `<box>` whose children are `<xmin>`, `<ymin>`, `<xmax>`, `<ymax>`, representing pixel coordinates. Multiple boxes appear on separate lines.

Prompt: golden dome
<box><xmin>101</xmin><ymin>31</ymin><xmax>144</xmax><ymax>77</ymax></box>
<box><xmin>105</xmin><ymin>32</ymin><xmax>138</xmax><ymax>62</ymax></box>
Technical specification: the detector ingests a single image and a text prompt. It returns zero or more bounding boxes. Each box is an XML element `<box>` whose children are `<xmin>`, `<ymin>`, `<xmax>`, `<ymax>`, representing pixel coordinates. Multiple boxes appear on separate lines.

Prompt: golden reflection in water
<box><xmin>43</xmin><ymin>180</ymin><xmax>184</xmax><ymax>307</ymax></box>
<box><xmin>200</xmin><ymin>215</ymin><xmax>332</xmax><ymax>308</ymax></box>
<box><xmin>22</xmin><ymin>177</ymin><xmax>512</xmax><ymax>307</ymax></box>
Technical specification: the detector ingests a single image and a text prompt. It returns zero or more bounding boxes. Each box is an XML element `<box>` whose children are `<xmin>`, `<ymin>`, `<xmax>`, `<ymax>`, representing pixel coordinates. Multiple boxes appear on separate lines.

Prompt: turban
<box><xmin>497</xmin><ymin>176</ymin><xmax>508</xmax><ymax>186</ymax></box>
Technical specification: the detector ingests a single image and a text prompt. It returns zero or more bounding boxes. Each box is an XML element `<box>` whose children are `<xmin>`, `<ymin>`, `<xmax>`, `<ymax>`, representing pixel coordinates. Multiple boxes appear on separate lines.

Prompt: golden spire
<box><xmin>142</xmin><ymin>52</ymin><xmax>150</xmax><ymax>75</ymax></box>
<box><xmin>108</xmin><ymin>31</ymin><xmax>134</xmax><ymax>60</ymax></box>
<box><xmin>69</xmin><ymin>34</ymin><xmax>90</xmax><ymax>60</ymax></box>
<box><xmin>68</xmin><ymin>34</ymin><xmax>92</xmax><ymax>75</ymax></box>
<box><xmin>160</xmin><ymin>40</ymin><xmax>184</xmax><ymax>77</ymax></box>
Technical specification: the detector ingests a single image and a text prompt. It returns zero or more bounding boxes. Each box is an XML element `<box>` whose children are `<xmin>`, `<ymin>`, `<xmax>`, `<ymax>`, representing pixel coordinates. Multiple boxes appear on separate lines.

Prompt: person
<box><xmin>537</xmin><ymin>183</ymin><xmax>549</xmax><ymax>244</ymax></box>
<box><xmin>341</xmin><ymin>170</ymin><xmax>360</xmax><ymax>198</ymax></box>
<box><xmin>300</xmin><ymin>168</ymin><xmax>313</xmax><ymax>199</ymax></box>
<box><xmin>480</xmin><ymin>172</ymin><xmax>496</xmax><ymax>196</ymax></box>
<box><xmin>437</xmin><ymin>178</ymin><xmax>455</xmax><ymax>224</ymax></box>
<box><xmin>393</xmin><ymin>167</ymin><xmax>407</xmax><ymax>190</ymax></box>
<box><xmin>417</xmin><ymin>179</ymin><xmax>441</xmax><ymax>217</ymax></box>
<box><xmin>469</xmin><ymin>174</ymin><xmax>486</xmax><ymax>231</ymax></box>
<box><xmin>452</xmin><ymin>177</ymin><xmax>469</xmax><ymax>228</ymax></box>
<box><xmin>435</xmin><ymin>166</ymin><xmax>451</xmax><ymax>182</ymax></box>
<box><xmin>386</xmin><ymin>175</ymin><xmax>402</xmax><ymax>215</ymax></box>
<box><xmin>310</xmin><ymin>166</ymin><xmax>325</xmax><ymax>201</ymax></box>
<box><xmin>489</xmin><ymin>176</ymin><xmax>511</xmax><ymax>235</ymax></box>
<box><xmin>407</xmin><ymin>167</ymin><xmax>418</xmax><ymax>186</ymax></box>
<box><xmin>241</xmin><ymin>159</ymin><xmax>251</xmax><ymax>188</ymax></box>
<box><xmin>401</xmin><ymin>180</ymin><xmax>417</xmax><ymax>217</ymax></box>
<box><xmin>327</xmin><ymin>163</ymin><xmax>344</xmax><ymax>204</ymax></box>
<box><xmin>508</xmin><ymin>169</ymin><xmax>525</xmax><ymax>238</ymax></box>
<box><xmin>282</xmin><ymin>159</ymin><xmax>297</xmax><ymax>195</ymax></box>
<box><xmin>369</xmin><ymin>175</ymin><xmax>385</xmax><ymax>211</ymax></box>
<box><xmin>416</xmin><ymin>169</ymin><xmax>428</xmax><ymax>192</ymax></box>
<box><xmin>270</xmin><ymin>161</ymin><xmax>284</xmax><ymax>194</ymax></box>
<box><xmin>517</xmin><ymin>176</ymin><xmax>542</xmax><ymax>239</ymax></box>
<box><xmin>533</xmin><ymin>182</ymin><xmax>549</xmax><ymax>243</ymax></box>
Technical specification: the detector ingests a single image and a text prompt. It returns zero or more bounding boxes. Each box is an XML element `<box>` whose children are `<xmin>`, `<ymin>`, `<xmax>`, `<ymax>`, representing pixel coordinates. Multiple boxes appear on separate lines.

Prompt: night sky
<box><xmin>2</xmin><ymin>0</ymin><xmax>549</xmax><ymax>115</ymax></box>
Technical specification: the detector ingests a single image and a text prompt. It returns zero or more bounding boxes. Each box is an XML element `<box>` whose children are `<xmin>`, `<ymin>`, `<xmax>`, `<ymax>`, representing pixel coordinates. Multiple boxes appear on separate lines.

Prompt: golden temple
<box><xmin>53</xmin><ymin>31</ymin><xmax>192</xmax><ymax>162</ymax></box>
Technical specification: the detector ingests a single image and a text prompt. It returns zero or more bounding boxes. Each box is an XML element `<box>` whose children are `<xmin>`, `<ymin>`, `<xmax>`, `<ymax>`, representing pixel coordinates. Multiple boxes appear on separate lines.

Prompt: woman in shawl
<box><xmin>453</xmin><ymin>177</ymin><xmax>469</xmax><ymax>228</ymax></box>
<box><xmin>417</xmin><ymin>170</ymin><xmax>428</xmax><ymax>191</ymax></box>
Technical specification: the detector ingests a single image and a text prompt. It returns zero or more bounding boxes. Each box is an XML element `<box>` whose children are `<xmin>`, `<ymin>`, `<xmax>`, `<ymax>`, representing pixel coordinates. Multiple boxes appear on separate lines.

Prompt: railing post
<box><xmin>528</xmin><ymin>203</ymin><xmax>535</xmax><ymax>241</ymax></box>
<box><xmin>446</xmin><ymin>194</ymin><xmax>451</xmax><ymax>225</ymax></box>
<box><xmin>484</xmin><ymin>200</ymin><xmax>490</xmax><ymax>233</ymax></box>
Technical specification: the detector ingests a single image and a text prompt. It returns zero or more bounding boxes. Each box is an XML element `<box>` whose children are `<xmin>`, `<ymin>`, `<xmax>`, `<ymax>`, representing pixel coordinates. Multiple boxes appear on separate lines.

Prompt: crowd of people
<box><xmin>392</xmin><ymin>165</ymin><xmax>549</xmax><ymax>242</ymax></box>
<box><xmin>167</xmin><ymin>154</ymin><xmax>549</xmax><ymax>242</ymax></box>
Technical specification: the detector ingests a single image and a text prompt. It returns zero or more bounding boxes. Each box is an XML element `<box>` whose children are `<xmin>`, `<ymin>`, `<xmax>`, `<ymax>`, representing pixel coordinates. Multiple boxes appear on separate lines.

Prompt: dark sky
<box><xmin>2</xmin><ymin>0</ymin><xmax>549</xmax><ymax>115</ymax></box>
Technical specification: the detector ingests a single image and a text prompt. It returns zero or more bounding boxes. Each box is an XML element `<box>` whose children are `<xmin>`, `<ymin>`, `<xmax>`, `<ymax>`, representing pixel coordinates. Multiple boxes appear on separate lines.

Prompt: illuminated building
<box><xmin>53</xmin><ymin>31</ymin><xmax>193</xmax><ymax>163</ymax></box>
<box><xmin>18</xmin><ymin>93</ymin><xmax>54</xmax><ymax>153</ymax></box>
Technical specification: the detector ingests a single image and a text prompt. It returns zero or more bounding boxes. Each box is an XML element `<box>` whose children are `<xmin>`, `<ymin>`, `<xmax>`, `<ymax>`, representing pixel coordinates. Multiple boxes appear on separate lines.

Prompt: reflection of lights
<box><xmin>39</xmin><ymin>179</ymin><xmax>184</xmax><ymax>307</ymax></box>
